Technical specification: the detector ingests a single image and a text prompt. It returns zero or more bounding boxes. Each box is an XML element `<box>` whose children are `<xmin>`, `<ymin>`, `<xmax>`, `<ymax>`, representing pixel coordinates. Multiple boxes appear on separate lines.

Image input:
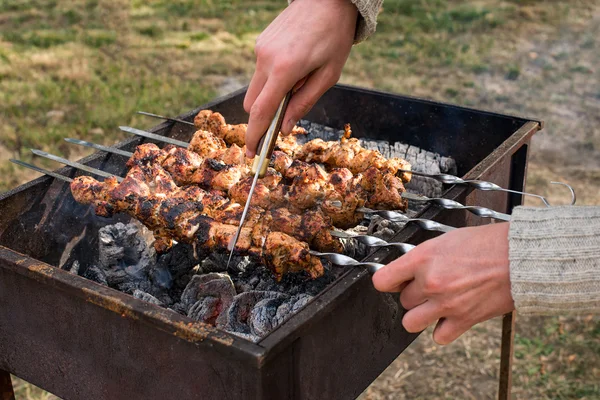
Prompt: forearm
<box><xmin>288</xmin><ymin>0</ymin><xmax>383</xmax><ymax>42</ymax></box>
<box><xmin>509</xmin><ymin>206</ymin><xmax>600</xmax><ymax>315</ymax></box>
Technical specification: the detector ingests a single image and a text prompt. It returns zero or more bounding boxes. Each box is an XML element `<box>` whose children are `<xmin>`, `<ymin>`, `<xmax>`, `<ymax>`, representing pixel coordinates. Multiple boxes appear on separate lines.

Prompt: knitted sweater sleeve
<box><xmin>508</xmin><ymin>206</ymin><xmax>600</xmax><ymax>315</ymax></box>
<box><xmin>288</xmin><ymin>0</ymin><xmax>383</xmax><ymax>43</ymax></box>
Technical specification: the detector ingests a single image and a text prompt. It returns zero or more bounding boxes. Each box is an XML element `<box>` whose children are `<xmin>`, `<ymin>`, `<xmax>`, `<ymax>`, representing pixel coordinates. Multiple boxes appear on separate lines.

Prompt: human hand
<box><xmin>243</xmin><ymin>0</ymin><xmax>358</xmax><ymax>157</ymax></box>
<box><xmin>372</xmin><ymin>223</ymin><xmax>514</xmax><ymax>345</ymax></box>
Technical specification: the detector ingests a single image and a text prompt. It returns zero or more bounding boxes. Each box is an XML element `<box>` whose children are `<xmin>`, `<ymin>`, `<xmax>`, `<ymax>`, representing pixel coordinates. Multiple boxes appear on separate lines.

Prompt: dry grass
<box><xmin>2</xmin><ymin>0</ymin><xmax>600</xmax><ymax>398</ymax></box>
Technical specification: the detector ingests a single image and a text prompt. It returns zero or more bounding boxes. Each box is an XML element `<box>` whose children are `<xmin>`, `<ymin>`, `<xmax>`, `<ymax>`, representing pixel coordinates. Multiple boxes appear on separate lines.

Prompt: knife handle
<box><xmin>252</xmin><ymin>91</ymin><xmax>292</xmax><ymax>178</ymax></box>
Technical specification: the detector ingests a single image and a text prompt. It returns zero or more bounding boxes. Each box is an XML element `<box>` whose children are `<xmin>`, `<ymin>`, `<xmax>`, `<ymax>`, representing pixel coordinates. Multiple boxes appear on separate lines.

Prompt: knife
<box><xmin>226</xmin><ymin>91</ymin><xmax>293</xmax><ymax>268</ymax></box>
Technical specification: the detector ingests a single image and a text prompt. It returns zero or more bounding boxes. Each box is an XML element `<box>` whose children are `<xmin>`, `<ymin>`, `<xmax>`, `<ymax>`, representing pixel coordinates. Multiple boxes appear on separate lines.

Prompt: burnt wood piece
<box><xmin>0</xmin><ymin>85</ymin><xmax>539</xmax><ymax>399</ymax></box>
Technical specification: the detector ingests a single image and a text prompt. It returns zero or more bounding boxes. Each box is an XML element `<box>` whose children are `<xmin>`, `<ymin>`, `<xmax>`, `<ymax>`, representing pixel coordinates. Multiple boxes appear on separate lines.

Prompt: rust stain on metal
<box><xmin>81</xmin><ymin>287</ymin><xmax>139</xmax><ymax>320</ymax></box>
<box><xmin>26</xmin><ymin>263</ymin><xmax>56</xmax><ymax>276</ymax></box>
<box><xmin>172</xmin><ymin>321</ymin><xmax>234</xmax><ymax>346</ymax></box>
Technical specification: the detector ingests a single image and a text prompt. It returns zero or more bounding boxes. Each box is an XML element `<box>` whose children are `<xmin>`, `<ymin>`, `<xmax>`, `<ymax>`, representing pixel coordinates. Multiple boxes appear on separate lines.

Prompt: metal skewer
<box><xmin>356</xmin><ymin>207</ymin><xmax>455</xmax><ymax>233</ymax></box>
<box><xmin>65</xmin><ymin>138</ymin><xmax>133</xmax><ymax>157</ymax></box>
<box><xmin>119</xmin><ymin>126</ymin><xmax>190</xmax><ymax>148</ymax></box>
<box><xmin>30</xmin><ymin>149</ymin><xmax>124</xmax><ymax>182</ymax></box>
<box><xmin>9</xmin><ymin>159</ymin><xmax>73</xmax><ymax>183</ymax></box>
<box><xmin>330</xmin><ymin>231</ymin><xmax>415</xmax><ymax>252</ymax></box>
<box><xmin>309</xmin><ymin>251</ymin><xmax>386</xmax><ymax>275</ymax></box>
<box><xmin>399</xmin><ymin>169</ymin><xmax>576</xmax><ymax>206</ymax></box>
<box><xmin>401</xmin><ymin>191</ymin><xmax>511</xmax><ymax>221</ymax></box>
<box><xmin>136</xmin><ymin>111</ymin><xmax>195</xmax><ymax>127</ymax></box>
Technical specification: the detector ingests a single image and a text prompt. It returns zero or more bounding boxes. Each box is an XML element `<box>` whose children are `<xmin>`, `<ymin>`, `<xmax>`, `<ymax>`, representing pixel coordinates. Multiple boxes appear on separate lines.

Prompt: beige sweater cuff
<box><xmin>509</xmin><ymin>206</ymin><xmax>600</xmax><ymax>315</ymax></box>
<box><xmin>288</xmin><ymin>0</ymin><xmax>383</xmax><ymax>43</ymax></box>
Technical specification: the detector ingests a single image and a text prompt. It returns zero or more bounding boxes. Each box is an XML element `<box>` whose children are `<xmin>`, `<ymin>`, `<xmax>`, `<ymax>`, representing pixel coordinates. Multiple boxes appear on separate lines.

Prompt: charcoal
<box><xmin>220</xmin><ymin>291</ymin><xmax>288</xmax><ymax>340</ymax></box>
<box><xmin>99</xmin><ymin>223</ymin><xmax>150</xmax><ymax>269</ymax></box>
<box><xmin>148</xmin><ymin>265</ymin><xmax>172</xmax><ymax>291</ymax></box>
<box><xmin>104</xmin><ymin>267</ymin><xmax>128</xmax><ymax>287</ymax></box>
<box><xmin>169</xmin><ymin>302</ymin><xmax>188</xmax><ymax>315</ymax></box>
<box><xmin>152</xmin><ymin>292</ymin><xmax>174</xmax><ymax>307</ymax></box>
<box><xmin>248</xmin><ymin>294</ymin><xmax>290</xmax><ymax>337</ymax></box>
<box><xmin>200</xmin><ymin>252</ymin><xmax>250</xmax><ymax>274</ymax></box>
<box><xmin>367</xmin><ymin>216</ymin><xmax>405</xmax><ymax>241</ymax></box>
<box><xmin>272</xmin><ymin>294</ymin><xmax>313</xmax><ymax>328</ymax></box>
<box><xmin>180</xmin><ymin>273</ymin><xmax>236</xmax><ymax>325</ymax></box>
<box><xmin>156</xmin><ymin>242</ymin><xmax>198</xmax><ymax>281</ymax></box>
<box><xmin>197</xmin><ymin>254</ymin><xmax>228</xmax><ymax>274</ymax></box>
<box><xmin>82</xmin><ymin>264</ymin><xmax>108</xmax><ymax>286</ymax></box>
<box><xmin>96</xmin><ymin>222</ymin><xmax>158</xmax><ymax>294</ymax></box>
<box><xmin>181</xmin><ymin>273</ymin><xmax>235</xmax><ymax>306</ymax></box>
<box><xmin>67</xmin><ymin>260</ymin><xmax>81</xmax><ymax>275</ymax></box>
<box><xmin>133</xmin><ymin>289</ymin><xmax>163</xmax><ymax>306</ymax></box>
<box><xmin>187</xmin><ymin>297</ymin><xmax>221</xmax><ymax>324</ymax></box>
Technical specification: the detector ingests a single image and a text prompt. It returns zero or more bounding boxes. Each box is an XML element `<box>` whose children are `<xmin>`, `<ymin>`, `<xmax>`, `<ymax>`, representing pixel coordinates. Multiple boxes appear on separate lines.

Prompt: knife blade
<box><xmin>226</xmin><ymin>91</ymin><xmax>292</xmax><ymax>268</ymax></box>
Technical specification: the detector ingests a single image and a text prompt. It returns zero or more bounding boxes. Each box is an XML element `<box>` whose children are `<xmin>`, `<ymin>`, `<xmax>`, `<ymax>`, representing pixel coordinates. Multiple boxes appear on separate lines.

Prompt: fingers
<box><xmin>244</xmin><ymin>68</ymin><xmax>268</xmax><ymax>114</ymax></box>
<box><xmin>292</xmin><ymin>76</ymin><xmax>308</xmax><ymax>93</ymax></box>
<box><xmin>432</xmin><ymin>318</ymin><xmax>469</xmax><ymax>345</ymax></box>
<box><xmin>245</xmin><ymin>75</ymin><xmax>295</xmax><ymax>158</ymax></box>
<box><xmin>372</xmin><ymin>251</ymin><xmax>420</xmax><ymax>293</ymax></box>
<box><xmin>399</xmin><ymin>280</ymin><xmax>426</xmax><ymax>310</ymax></box>
<box><xmin>281</xmin><ymin>67</ymin><xmax>338</xmax><ymax>134</ymax></box>
<box><xmin>401</xmin><ymin>300</ymin><xmax>441</xmax><ymax>333</ymax></box>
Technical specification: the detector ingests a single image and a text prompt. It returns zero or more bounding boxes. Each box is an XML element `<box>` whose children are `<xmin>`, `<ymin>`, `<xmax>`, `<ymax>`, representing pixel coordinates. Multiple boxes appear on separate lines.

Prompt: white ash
<box><xmin>133</xmin><ymin>289</ymin><xmax>163</xmax><ymax>306</ymax></box>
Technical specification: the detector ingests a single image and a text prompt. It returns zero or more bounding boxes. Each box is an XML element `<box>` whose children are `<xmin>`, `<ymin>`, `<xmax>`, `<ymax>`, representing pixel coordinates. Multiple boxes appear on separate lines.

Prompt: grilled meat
<box><xmin>193</xmin><ymin>110</ymin><xmax>412</xmax><ymax>182</ymax></box>
<box><xmin>194</xmin><ymin>109</ymin><xmax>307</xmax><ymax>148</ymax></box>
<box><xmin>70</xmin><ymin>164</ymin><xmax>339</xmax><ymax>279</ymax></box>
<box><xmin>126</xmin><ymin>141</ymin><xmax>407</xmax><ymax>227</ymax></box>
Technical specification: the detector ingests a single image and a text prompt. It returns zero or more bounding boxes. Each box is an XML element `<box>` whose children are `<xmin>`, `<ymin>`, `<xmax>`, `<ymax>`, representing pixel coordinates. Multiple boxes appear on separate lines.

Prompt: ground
<box><xmin>1</xmin><ymin>1</ymin><xmax>599</xmax><ymax>399</ymax></box>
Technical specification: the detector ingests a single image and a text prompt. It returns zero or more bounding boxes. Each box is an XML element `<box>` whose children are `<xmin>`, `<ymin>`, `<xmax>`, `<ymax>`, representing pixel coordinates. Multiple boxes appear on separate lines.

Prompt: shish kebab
<box><xmin>127</xmin><ymin>115</ymin><xmax>413</xmax><ymax>182</ymax></box>
<box><xmin>118</xmin><ymin>121</ymin><xmax>413</xmax><ymax>228</ymax></box>
<box><xmin>33</xmin><ymin>146</ymin><xmax>345</xmax><ymax>255</ymax></box>
<box><xmin>68</xmin><ymin>160</ymin><xmax>329</xmax><ymax>280</ymax></box>
<box><xmin>145</xmin><ymin>109</ymin><xmax>574</xmax><ymax>208</ymax></box>
<box><xmin>68</xmin><ymin>131</ymin><xmax>408</xmax><ymax>228</ymax></box>
<box><xmin>192</xmin><ymin>110</ymin><xmax>413</xmax><ymax>180</ymax></box>
<box><xmin>120</xmin><ymin>126</ymin><xmax>513</xmax><ymax>222</ymax></box>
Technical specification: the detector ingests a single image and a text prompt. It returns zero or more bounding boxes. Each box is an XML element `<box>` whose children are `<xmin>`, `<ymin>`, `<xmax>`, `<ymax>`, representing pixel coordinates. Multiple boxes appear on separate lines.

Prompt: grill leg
<box><xmin>0</xmin><ymin>369</ymin><xmax>15</xmax><ymax>400</ymax></box>
<box><xmin>498</xmin><ymin>311</ymin><xmax>516</xmax><ymax>400</ymax></box>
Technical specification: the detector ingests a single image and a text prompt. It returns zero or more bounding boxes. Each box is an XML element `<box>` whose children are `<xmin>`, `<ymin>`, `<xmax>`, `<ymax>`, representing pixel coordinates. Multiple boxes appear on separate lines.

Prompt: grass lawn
<box><xmin>1</xmin><ymin>0</ymin><xmax>599</xmax><ymax>398</ymax></box>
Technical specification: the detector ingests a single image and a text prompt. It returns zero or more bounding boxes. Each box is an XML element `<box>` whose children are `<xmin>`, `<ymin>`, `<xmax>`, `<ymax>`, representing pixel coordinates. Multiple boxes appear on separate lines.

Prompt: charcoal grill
<box><xmin>0</xmin><ymin>84</ymin><xmax>539</xmax><ymax>400</ymax></box>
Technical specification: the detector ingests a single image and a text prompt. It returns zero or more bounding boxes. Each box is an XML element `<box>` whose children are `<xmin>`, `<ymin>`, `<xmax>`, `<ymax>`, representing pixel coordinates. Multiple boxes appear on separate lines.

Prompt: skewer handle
<box><xmin>309</xmin><ymin>251</ymin><xmax>386</xmax><ymax>275</ymax></box>
<box><xmin>251</xmin><ymin>91</ymin><xmax>292</xmax><ymax>178</ymax></box>
<box><xmin>402</xmin><ymin>192</ymin><xmax>511</xmax><ymax>221</ymax></box>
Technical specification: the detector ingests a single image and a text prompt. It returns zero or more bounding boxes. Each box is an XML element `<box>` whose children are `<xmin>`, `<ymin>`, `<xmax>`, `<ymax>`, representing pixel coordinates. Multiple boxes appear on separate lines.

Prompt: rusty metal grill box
<box><xmin>0</xmin><ymin>85</ymin><xmax>539</xmax><ymax>400</ymax></box>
